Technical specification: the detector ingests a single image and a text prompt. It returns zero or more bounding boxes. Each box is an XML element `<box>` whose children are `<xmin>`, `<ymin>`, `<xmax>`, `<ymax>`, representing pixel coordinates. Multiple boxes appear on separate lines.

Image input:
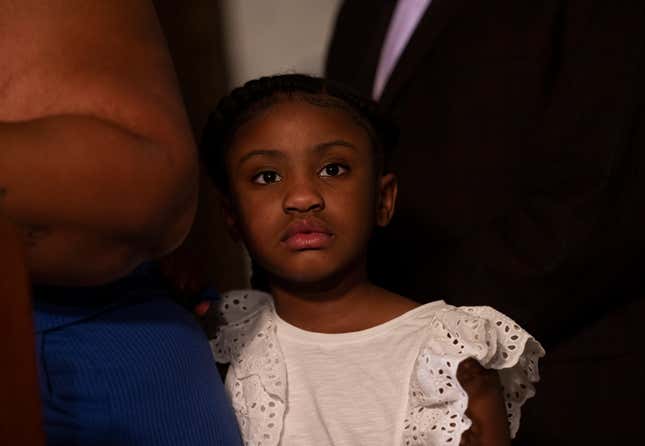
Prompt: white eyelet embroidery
<box><xmin>211</xmin><ymin>290</ymin><xmax>286</xmax><ymax>446</ymax></box>
<box><xmin>401</xmin><ymin>306</ymin><xmax>544</xmax><ymax>445</ymax></box>
<box><xmin>212</xmin><ymin>292</ymin><xmax>544</xmax><ymax>446</ymax></box>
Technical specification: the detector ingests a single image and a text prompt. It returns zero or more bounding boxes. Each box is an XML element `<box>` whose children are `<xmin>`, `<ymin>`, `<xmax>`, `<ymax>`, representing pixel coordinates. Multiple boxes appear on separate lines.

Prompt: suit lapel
<box><xmin>379</xmin><ymin>0</ymin><xmax>470</xmax><ymax>108</ymax></box>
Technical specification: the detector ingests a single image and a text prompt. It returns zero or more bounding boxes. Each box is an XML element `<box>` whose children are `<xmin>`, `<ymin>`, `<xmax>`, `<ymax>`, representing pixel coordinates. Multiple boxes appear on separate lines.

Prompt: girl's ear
<box><xmin>376</xmin><ymin>172</ymin><xmax>397</xmax><ymax>227</ymax></box>
<box><xmin>218</xmin><ymin>191</ymin><xmax>242</xmax><ymax>242</ymax></box>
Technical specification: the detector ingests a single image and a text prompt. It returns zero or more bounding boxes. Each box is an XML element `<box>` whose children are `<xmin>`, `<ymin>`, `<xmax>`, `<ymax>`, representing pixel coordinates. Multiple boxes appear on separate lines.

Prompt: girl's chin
<box><xmin>267</xmin><ymin>267</ymin><xmax>364</xmax><ymax>293</ymax></box>
<box><xmin>259</xmin><ymin>253</ymin><xmax>367</xmax><ymax>291</ymax></box>
<box><xmin>273</xmin><ymin>271</ymin><xmax>339</xmax><ymax>287</ymax></box>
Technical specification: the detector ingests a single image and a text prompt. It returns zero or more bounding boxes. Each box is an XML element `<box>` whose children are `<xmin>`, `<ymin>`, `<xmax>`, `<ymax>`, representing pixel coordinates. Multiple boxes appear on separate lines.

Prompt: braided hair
<box><xmin>200</xmin><ymin>73</ymin><xmax>398</xmax><ymax>195</ymax></box>
<box><xmin>199</xmin><ymin>74</ymin><xmax>398</xmax><ymax>291</ymax></box>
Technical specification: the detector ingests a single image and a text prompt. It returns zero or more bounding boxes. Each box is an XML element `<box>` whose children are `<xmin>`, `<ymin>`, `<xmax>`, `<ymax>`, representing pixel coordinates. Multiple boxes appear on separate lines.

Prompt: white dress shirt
<box><xmin>372</xmin><ymin>0</ymin><xmax>433</xmax><ymax>100</ymax></box>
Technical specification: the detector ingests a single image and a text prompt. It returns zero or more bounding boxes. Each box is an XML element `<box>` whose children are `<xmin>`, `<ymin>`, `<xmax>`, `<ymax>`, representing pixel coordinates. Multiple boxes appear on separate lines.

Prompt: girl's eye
<box><xmin>253</xmin><ymin>171</ymin><xmax>282</xmax><ymax>185</ymax></box>
<box><xmin>319</xmin><ymin>163</ymin><xmax>348</xmax><ymax>177</ymax></box>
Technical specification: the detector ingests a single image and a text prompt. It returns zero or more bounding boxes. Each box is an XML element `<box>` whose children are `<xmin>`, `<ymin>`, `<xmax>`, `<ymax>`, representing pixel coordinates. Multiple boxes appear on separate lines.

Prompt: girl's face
<box><xmin>224</xmin><ymin>98</ymin><xmax>396</xmax><ymax>288</ymax></box>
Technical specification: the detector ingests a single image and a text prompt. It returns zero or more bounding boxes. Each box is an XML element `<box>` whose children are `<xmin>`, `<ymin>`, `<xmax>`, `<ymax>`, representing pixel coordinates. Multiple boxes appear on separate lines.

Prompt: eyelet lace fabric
<box><xmin>211</xmin><ymin>291</ymin><xmax>544</xmax><ymax>446</ymax></box>
<box><xmin>402</xmin><ymin>306</ymin><xmax>544</xmax><ymax>445</ymax></box>
<box><xmin>211</xmin><ymin>290</ymin><xmax>286</xmax><ymax>446</ymax></box>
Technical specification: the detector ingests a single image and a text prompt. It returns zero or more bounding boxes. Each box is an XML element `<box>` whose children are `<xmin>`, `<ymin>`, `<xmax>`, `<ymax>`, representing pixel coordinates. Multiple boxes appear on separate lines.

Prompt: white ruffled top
<box><xmin>211</xmin><ymin>290</ymin><xmax>544</xmax><ymax>446</ymax></box>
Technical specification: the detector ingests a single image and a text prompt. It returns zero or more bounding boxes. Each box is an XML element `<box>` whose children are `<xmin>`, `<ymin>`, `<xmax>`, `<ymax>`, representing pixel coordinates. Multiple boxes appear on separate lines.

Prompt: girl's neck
<box><xmin>268</xmin><ymin>269</ymin><xmax>419</xmax><ymax>333</ymax></box>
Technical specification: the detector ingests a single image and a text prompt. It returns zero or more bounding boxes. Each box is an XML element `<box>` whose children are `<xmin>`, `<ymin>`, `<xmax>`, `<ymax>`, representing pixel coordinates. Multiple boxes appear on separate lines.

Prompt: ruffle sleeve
<box><xmin>210</xmin><ymin>290</ymin><xmax>286</xmax><ymax>446</ymax></box>
<box><xmin>402</xmin><ymin>305</ymin><xmax>544</xmax><ymax>445</ymax></box>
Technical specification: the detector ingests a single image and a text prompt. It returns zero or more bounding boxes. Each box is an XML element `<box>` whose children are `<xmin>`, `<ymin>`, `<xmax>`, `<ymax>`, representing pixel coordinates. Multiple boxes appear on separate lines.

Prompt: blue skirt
<box><xmin>33</xmin><ymin>264</ymin><xmax>241</xmax><ymax>446</ymax></box>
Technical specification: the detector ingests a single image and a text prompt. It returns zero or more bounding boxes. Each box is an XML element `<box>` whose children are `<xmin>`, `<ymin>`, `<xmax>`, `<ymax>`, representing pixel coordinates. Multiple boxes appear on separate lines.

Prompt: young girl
<box><xmin>200</xmin><ymin>74</ymin><xmax>544</xmax><ymax>446</ymax></box>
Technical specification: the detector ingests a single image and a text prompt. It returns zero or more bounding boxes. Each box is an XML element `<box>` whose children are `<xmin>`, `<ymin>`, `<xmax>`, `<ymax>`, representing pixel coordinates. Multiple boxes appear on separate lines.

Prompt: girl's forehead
<box><xmin>234</xmin><ymin>98</ymin><xmax>371</xmax><ymax>143</ymax></box>
<box><xmin>225</xmin><ymin>100</ymin><xmax>377</xmax><ymax>173</ymax></box>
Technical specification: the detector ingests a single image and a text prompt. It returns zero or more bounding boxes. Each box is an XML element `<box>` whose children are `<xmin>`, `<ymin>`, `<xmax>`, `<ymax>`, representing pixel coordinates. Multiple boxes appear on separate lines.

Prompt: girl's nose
<box><xmin>283</xmin><ymin>179</ymin><xmax>325</xmax><ymax>214</ymax></box>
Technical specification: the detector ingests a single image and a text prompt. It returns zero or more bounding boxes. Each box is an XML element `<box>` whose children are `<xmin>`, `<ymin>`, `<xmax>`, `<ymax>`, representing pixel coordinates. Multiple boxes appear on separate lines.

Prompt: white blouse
<box><xmin>211</xmin><ymin>290</ymin><xmax>544</xmax><ymax>446</ymax></box>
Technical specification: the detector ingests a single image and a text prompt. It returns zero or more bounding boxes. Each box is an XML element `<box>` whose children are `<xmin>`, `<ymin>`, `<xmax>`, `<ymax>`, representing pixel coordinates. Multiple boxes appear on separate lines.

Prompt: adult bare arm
<box><xmin>0</xmin><ymin>0</ymin><xmax>198</xmax><ymax>285</ymax></box>
<box><xmin>458</xmin><ymin>359</ymin><xmax>511</xmax><ymax>446</ymax></box>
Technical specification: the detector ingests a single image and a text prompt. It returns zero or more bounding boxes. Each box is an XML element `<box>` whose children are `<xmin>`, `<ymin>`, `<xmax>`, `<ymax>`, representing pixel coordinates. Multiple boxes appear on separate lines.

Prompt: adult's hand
<box><xmin>457</xmin><ymin>359</ymin><xmax>511</xmax><ymax>446</ymax></box>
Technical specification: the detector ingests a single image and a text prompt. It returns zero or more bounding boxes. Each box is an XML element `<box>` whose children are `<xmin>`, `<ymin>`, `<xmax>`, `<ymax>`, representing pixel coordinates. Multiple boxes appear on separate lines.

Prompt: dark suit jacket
<box><xmin>327</xmin><ymin>1</ymin><xmax>645</xmax><ymax>444</ymax></box>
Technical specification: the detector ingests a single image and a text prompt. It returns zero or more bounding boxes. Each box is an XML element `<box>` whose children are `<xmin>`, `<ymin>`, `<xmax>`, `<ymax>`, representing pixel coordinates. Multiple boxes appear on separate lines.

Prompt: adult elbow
<box><xmin>127</xmin><ymin>139</ymin><xmax>200</xmax><ymax>260</ymax></box>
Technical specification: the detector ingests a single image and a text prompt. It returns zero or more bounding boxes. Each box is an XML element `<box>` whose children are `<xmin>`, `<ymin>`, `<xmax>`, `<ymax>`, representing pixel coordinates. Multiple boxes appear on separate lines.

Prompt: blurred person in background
<box><xmin>326</xmin><ymin>0</ymin><xmax>645</xmax><ymax>444</ymax></box>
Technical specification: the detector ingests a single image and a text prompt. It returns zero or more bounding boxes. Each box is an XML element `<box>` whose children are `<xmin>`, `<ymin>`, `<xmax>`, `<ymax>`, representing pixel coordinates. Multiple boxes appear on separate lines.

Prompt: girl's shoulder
<box><xmin>213</xmin><ymin>289</ymin><xmax>273</xmax><ymax>323</ymax></box>
<box><xmin>403</xmin><ymin>302</ymin><xmax>545</xmax><ymax>442</ymax></box>
<box><xmin>209</xmin><ymin>290</ymin><xmax>287</xmax><ymax>445</ymax></box>
<box><xmin>417</xmin><ymin>303</ymin><xmax>543</xmax><ymax>367</ymax></box>
<box><xmin>209</xmin><ymin>289</ymin><xmax>275</xmax><ymax>364</ymax></box>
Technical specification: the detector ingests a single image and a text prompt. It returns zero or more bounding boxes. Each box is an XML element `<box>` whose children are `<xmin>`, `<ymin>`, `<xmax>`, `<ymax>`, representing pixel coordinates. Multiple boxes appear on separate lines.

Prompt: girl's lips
<box><xmin>282</xmin><ymin>231</ymin><xmax>333</xmax><ymax>250</ymax></box>
<box><xmin>281</xmin><ymin>218</ymin><xmax>333</xmax><ymax>250</ymax></box>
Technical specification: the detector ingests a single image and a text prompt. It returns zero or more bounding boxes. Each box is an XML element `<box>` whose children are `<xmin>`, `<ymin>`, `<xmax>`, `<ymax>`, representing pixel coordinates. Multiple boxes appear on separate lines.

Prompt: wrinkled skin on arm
<box><xmin>0</xmin><ymin>0</ymin><xmax>198</xmax><ymax>285</ymax></box>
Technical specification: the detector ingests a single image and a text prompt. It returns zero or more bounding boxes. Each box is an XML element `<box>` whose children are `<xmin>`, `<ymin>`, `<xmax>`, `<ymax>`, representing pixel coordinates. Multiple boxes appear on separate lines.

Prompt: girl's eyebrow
<box><xmin>237</xmin><ymin>141</ymin><xmax>357</xmax><ymax>168</ymax></box>
<box><xmin>314</xmin><ymin>140</ymin><xmax>357</xmax><ymax>153</ymax></box>
<box><xmin>237</xmin><ymin>149</ymin><xmax>285</xmax><ymax>167</ymax></box>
